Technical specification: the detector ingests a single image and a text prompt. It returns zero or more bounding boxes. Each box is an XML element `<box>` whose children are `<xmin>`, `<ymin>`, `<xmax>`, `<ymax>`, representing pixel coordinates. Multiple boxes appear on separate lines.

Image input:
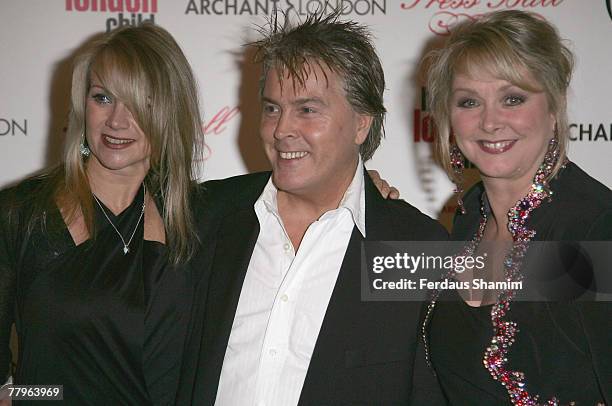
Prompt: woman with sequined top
<box><xmin>0</xmin><ymin>24</ymin><xmax>205</xmax><ymax>404</ymax></box>
<box><xmin>422</xmin><ymin>10</ymin><xmax>612</xmax><ymax>406</ymax></box>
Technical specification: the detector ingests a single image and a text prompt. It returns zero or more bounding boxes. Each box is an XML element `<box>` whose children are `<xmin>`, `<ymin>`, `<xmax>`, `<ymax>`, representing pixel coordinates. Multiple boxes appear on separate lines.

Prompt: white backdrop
<box><xmin>1</xmin><ymin>0</ymin><xmax>611</xmax><ymax>228</ymax></box>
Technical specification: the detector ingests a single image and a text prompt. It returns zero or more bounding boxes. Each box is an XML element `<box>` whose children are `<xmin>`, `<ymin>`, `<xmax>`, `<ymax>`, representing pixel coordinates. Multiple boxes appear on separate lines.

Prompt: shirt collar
<box><xmin>254</xmin><ymin>157</ymin><xmax>366</xmax><ymax>237</ymax></box>
<box><xmin>339</xmin><ymin>157</ymin><xmax>366</xmax><ymax>237</ymax></box>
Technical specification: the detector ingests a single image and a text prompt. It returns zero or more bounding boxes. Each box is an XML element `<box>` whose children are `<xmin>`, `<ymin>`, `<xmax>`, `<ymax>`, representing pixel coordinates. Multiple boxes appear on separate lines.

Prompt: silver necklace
<box><xmin>92</xmin><ymin>184</ymin><xmax>146</xmax><ymax>255</ymax></box>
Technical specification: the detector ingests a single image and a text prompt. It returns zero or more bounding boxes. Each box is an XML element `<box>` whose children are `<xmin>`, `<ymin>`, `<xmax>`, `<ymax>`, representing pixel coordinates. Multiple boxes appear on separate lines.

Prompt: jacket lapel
<box><xmin>299</xmin><ymin>172</ymin><xmax>398</xmax><ymax>402</ymax></box>
<box><xmin>189</xmin><ymin>174</ymin><xmax>270</xmax><ymax>404</ymax></box>
<box><xmin>189</xmin><ymin>206</ymin><xmax>260</xmax><ymax>403</ymax></box>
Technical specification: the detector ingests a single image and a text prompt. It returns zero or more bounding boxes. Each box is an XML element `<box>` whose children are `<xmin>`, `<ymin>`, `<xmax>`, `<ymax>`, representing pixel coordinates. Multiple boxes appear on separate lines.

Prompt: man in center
<box><xmin>177</xmin><ymin>13</ymin><xmax>447</xmax><ymax>405</ymax></box>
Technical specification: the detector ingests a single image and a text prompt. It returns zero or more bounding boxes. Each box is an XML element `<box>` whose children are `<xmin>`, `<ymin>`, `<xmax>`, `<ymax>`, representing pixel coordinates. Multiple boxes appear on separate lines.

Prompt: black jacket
<box><xmin>432</xmin><ymin>162</ymin><xmax>612</xmax><ymax>404</ymax></box>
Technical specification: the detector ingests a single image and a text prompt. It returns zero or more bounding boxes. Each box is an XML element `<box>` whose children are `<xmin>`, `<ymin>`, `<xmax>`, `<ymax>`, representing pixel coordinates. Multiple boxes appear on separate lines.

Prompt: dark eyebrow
<box><xmin>261</xmin><ymin>96</ymin><xmax>278</xmax><ymax>105</ymax></box>
<box><xmin>261</xmin><ymin>96</ymin><xmax>328</xmax><ymax>108</ymax></box>
<box><xmin>293</xmin><ymin>97</ymin><xmax>326</xmax><ymax>107</ymax></box>
<box><xmin>451</xmin><ymin>88</ymin><xmax>476</xmax><ymax>95</ymax></box>
<box><xmin>89</xmin><ymin>84</ymin><xmax>108</xmax><ymax>92</ymax></box>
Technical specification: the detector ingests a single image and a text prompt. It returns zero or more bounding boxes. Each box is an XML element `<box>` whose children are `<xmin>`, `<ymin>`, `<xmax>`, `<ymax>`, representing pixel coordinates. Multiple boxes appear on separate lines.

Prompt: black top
<box><xmin>0</xmin><ymin>179</ymin><xmax>190</xmax><ymax>405</ymax></box>
<box><xmin>428</xmin><ymin>162</ymin><xmax>612</xmax><ymax>405</ymax></box>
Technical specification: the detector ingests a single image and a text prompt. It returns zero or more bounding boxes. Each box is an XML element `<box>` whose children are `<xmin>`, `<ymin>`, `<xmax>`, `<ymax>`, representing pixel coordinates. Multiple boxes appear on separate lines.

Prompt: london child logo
<box><xmin>413</xmin><ymin>87</ymin><xmax>476</xmax><ymax>166</ymax></box>
<box><xmin>414</xmin><ymin>87</ymin><xmax>436</xmax><ymax>143</ymax></box>
<box><xmin>185</xmin><ymin>0</ymin><xmax>386</xmax><ymax>16</ymax></box>
<box><xmin>65</xmin><ymin>0</ymin><xmax>157</xmax><ymax>32</ymax></box>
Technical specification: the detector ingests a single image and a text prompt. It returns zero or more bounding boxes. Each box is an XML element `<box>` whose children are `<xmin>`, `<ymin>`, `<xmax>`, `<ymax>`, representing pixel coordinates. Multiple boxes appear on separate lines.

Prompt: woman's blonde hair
<box><xmin>60</xmin><ymin>23</ymin><xmax>203</xmax><ymax>263</ymax></box>
<box><xmin>426</xmin><ymin>10</ymin><xmax>574</xmax><ymax>182</ymax></box>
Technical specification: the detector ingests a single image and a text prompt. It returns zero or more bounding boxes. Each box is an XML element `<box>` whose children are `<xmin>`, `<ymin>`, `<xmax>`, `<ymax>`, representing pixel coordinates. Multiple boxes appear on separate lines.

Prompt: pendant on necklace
<box><xmin>123</xmin><ymin>246</ymin><xmax>129</xmax><ymax>255</ymax></box>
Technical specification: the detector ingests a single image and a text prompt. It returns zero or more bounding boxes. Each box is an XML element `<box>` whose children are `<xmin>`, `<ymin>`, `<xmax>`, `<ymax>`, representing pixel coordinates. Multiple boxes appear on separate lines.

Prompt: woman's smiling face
<box><xmin>85</xmin><ymin>72</ymin><xmax>151</xmax><ymax>178</ymax></box>
<box><xmin>450</xmin><ymin>70</ymin><xmax>555</xmax><ymax>187</ymax></box>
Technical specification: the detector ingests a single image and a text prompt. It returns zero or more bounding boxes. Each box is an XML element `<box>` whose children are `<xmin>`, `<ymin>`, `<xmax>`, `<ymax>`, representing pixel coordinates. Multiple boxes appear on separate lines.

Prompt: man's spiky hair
<box><xmin>250</xmin><ymin>10</ymin><xmax>386</xmax><ymax>161</ymax></box>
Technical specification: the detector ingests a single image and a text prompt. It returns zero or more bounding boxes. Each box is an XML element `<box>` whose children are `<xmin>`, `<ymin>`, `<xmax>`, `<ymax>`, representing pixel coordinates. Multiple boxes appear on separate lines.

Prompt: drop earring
<box><xmin>450</xmin><ymin>143</ymin><xmax>466</xmax><ymax>214</ymax></box>
<box><xmin>80</xmin><ymin>134</ymin><xmax>90</xmax><ymax>158</ymax></box>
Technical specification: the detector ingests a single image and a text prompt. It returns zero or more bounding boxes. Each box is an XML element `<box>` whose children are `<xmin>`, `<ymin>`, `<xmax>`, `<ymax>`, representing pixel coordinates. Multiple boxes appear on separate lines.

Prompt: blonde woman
<box><xmin>0</xmin><ymin>24</ymin><xmax>203</xmax><ymax>404</ymax></box>
<box><xmin>423</xmin><ymin>10</ymin><xmax>612</xmax><ymax>405</ymax></box>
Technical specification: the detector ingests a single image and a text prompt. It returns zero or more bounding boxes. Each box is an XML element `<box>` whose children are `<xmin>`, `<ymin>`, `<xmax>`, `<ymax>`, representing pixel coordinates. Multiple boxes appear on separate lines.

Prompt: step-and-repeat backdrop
<box><xmin>1</xmin><ymin>0</ymin><xmax>611</xmax><ymax>226</ymax></box>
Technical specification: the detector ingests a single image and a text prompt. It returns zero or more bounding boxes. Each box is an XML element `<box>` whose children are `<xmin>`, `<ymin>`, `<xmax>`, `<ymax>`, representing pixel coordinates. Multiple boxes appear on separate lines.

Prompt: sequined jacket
<box><xmin>439</xmin><ymin>162</ymin><xmax>612</xmax><ymax>404</ymax></box>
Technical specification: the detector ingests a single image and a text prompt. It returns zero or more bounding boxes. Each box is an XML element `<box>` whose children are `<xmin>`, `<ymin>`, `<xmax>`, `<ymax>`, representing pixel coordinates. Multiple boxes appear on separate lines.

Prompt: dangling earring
<box><xmin>450</xmin><ymin>143</ymin><xmax>466</xmax><ymax>214</ymax></box>
<box><xmin>543</xmin><ymin>122</ymin><xmax>561</xmax><ymax>166</ymax></box>
<box><xmin>80</xmin><ymin>134</ymin><xmax>91</xmax><ymax>158</ymax></box>
<box><xmin>541</xmin><ymin>135</ymin><xmax>560</xmax><ymax>173</ymax></box>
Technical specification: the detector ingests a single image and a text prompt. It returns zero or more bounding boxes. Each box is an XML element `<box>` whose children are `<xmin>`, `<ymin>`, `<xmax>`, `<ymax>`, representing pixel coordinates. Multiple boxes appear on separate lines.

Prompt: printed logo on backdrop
<box><xmin>0</xmin><ymin>119</ymin><xmax>28</xmax><ymax>137</ymax></box>
<box><xmin>65</xmin><ymin>0</ymin><xmax>157</xmax><ymax>32</ymax></box>
<box><xmin>185</xmin><ymin>0</ymin><xmax>386</xmax><ymax>16</ymax></box>
<box><xmin>412</xmin><ymin>87</ymin><xmax>477</xmax><ymax>169</ymax></box>
<box><xmin>569</xmin><ymin>123</ymin><xmax>612</xmax><ymax>142</ymax></box>
<box><xmin>194</xmin><ymin>106</ymin><xmax>241</xmax><ymax>162</ymax></box>
<box><xmin>412</xmin><ymin>87</ymin><xmax>439</xmax><ymax>213</ymax></box>
<box><xmin>413</xmin><ymin>87</ymin><xmax>436</xmax><ymax>144</ymax></box>
<box><xmin>399</xmin><ymin>0</ymin><xmax>565</xmax><ymax>35</ymax></box>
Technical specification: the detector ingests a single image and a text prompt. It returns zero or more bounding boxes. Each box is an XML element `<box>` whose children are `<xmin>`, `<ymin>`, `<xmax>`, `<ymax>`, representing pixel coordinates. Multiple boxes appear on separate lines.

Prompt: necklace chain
<box><xmin>422</xmin><ymin>141</ymin><xmax>573</xmax><ymax>405</ymax></box>
<box><xmin>92</xmin><ymin>183</ymin><xmax>146</xmax><ymax>255</ymax></box>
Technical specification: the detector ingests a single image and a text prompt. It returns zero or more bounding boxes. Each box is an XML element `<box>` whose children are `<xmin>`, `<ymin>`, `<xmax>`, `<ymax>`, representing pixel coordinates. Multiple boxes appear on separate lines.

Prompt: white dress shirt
<box><xmin>215</xmin><ymin>162</ymin><xmax>366</xmax><ymax>406</ymax></box>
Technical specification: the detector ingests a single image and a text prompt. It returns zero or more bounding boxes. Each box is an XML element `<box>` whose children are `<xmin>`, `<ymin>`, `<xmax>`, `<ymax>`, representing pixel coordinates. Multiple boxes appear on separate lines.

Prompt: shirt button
<box><xmin>280</xmin><ymin>294</ymin><xmax>288</xmax><ymax>302</ymax></box>
<box><xmin>283</xmin><ymin>243</ymin><xmax>291</xmax><ymax>252</ymax></box>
